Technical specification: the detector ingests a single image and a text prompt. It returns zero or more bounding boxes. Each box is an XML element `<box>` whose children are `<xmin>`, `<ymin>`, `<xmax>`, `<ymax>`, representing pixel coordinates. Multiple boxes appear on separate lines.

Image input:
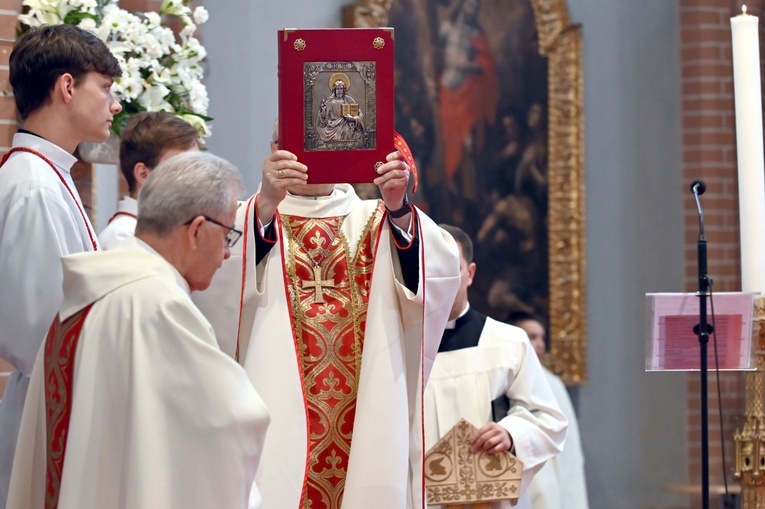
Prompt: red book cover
<box><xmin>278</xmin><ymin>28</ymin><xmax>395</xmax><ymax>184</ymax></box>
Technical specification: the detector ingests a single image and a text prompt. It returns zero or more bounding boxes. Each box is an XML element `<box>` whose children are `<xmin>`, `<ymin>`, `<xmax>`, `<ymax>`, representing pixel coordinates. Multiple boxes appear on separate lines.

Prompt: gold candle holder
<box><xmin>734</xmin><ymin>298</ymin><xmax>765</xmax><ymax>507</ymax></box>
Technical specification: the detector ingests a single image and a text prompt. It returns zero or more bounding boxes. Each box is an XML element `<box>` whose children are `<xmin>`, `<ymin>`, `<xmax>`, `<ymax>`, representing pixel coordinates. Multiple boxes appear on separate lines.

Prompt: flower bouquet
<box><xmin>18</xmin><ymin>0</ymin><xmax>212</xmax><ymax>140</ymax></box>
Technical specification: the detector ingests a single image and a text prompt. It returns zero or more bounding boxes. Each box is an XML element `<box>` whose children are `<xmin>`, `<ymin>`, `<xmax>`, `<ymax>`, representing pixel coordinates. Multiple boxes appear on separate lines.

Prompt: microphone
<box><xmin>691</xmin><ymin>179</ymin><xmax>707</xmax><ymax>196</ymax></box>
<box><xmin>691</xmin><ymin>179</ymin><xmax>706</xmax><ymax>239</ymax></box>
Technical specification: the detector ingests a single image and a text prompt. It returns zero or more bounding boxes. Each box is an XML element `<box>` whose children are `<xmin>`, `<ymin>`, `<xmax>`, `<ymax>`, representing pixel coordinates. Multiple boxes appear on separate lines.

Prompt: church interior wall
<box><xmin>565</xmin><ymin>1</ymin><xmax>687</xmax><ymax>507</ymax></box>
<box><xmin>0</xmin><ymin>1</ymin><xmax>713</xmax><ymax>507</ymax></box>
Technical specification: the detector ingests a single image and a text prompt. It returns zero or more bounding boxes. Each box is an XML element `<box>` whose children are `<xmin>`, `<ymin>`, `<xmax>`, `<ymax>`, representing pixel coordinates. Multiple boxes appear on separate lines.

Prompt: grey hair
<box><xmin>136</xmin><ymin>152</ymin><xmax>245</xmax><ymax>236</ymax></box>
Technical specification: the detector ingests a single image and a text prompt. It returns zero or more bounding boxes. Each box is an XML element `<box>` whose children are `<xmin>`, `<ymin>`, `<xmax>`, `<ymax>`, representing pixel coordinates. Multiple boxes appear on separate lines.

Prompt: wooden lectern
<box><xmin>425</xmin><ymin>418</ymin><xmax>522</xmax><ymax>508</ymax></box>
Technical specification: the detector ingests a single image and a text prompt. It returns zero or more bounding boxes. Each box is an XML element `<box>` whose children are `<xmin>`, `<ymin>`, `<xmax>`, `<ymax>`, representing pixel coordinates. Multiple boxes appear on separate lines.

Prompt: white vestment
<box><xmin>528</xmin><ymin>368</ymin><xmax>589</xmax><ymax>509</ymax></box>
<box><xmin>97</xmin><ymin>196</ymin><xmax>138</xmax><ymax>250</ymax></box>
<box><xmin>425</xmin><ymin>313</ymin><xmax>568</xmax><ymax>509</ymax></box>
<box><xmin>0</xmin><ymin>133</ymin><xmax>97</xmax><ymax>509</ymax></box>
<box><xmin>194</xmin><ymin>184</ymin><xmax>461</xmax><ymax>509</ymax></box>
<box><xmin>7</xmin><ymin>237</ymin><xmax>270</xmax><ymax>509</ymax></box>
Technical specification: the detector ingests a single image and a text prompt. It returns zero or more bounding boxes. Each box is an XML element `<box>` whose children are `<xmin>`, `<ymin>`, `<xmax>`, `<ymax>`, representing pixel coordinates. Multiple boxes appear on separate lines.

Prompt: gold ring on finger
<box><xmin>276</xmin><ymin>169</ymin><xmax>285</xmax><ymax>179</ymax></box>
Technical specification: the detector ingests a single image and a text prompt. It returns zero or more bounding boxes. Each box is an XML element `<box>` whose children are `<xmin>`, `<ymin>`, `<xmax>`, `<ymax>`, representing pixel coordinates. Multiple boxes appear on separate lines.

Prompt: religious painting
<box><xmin>305</xmin><ymin>64</ymin><xmax>376</xmax><ymax>151</ymax></box>
<box><xmin>278</xmin><ymin>28</ymin><xmax>394</xmax><ymax>184</ymax></box>
<box><xmin>345</xmin><ymin>0</ymin><xmax>586</xmax><ymax>384</ymax></box>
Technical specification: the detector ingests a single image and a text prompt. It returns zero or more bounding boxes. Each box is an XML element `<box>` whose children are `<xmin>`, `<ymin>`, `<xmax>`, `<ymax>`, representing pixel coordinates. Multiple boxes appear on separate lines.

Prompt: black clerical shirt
<box><xmin>437</xmin><ymin>306</ymin><xmax>511</xmax><ymax>421</ymax></box>
<box><xmin>438</xmin><ymin>307</ymin><xmax>488</xmax><ymax>352</ymax></box>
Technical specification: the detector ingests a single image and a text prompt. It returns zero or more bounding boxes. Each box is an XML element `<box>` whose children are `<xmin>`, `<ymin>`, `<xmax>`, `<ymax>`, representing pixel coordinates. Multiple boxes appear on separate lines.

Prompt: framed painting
<box><xmin>345</xmin><ymin>0</ymin><xmax>586</xmax><ymax>385</ymax></box>
<box><xmin>278</xmin><ymin>28</ymin><xmax>395</xmax><ymax>184</ymax></box>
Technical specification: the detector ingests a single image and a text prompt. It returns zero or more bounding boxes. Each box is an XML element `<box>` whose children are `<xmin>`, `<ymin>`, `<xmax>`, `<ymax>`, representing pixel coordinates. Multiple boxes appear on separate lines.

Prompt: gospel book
<box><xmin>278</xmin><ymin>28</ymin><xmax>395</xmax><ymax>184</ymax></box>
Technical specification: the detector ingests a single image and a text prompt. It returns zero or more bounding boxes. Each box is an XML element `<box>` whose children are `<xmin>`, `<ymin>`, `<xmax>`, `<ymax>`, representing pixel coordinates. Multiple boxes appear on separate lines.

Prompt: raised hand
<box><xmin>375</xmin><ymin>151</ymin><xmax>410</xmax><ymax>209</ymax></box>
<box><xmin>257</xmin><ymin>149</ymin><xmax>308</xmax><ymax>224</ymax></box>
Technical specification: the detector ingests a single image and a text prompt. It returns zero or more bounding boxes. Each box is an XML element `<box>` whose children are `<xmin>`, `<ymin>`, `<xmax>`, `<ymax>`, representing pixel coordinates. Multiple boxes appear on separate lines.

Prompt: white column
<box><xmin>92</xmin><ymin>164</ymin><xmax>119</xmax><ymax>233</ymax></box>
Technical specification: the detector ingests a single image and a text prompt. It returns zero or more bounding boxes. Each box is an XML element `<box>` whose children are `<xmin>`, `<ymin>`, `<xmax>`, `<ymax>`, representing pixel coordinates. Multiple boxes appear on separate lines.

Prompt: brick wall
<box><xmin>680</xmin><ymin>0</ymin><xmax>754</xmax><ymax>505</ymax></box>
<box><xmin>0</xmin><ymin>1</ymin><xmax>22</xmax><ymax>401</ymax></box>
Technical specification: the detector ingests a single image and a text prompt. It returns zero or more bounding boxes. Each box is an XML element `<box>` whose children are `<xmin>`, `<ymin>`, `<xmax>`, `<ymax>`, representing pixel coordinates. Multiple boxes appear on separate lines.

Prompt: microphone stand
<box><xmin>691</xmin><ymin>179</ymin><xmax>711</xmax><ymax>509</ymax></box>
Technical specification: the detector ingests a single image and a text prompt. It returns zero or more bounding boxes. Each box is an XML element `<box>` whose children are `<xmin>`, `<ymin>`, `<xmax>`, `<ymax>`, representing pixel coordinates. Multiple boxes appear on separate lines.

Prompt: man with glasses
<box><xmin>8</xmin><ymin>152</ymin><xmax>270</xmax><ymax>509</ymax></box>
<box><xmin>185</xmin><ymin>215</ymin><xmax>243</xmax><ymax>248</ymax></box>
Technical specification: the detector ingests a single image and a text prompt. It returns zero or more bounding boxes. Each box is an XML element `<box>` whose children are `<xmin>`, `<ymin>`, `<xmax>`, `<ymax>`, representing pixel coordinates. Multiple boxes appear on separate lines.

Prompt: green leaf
<box><xmin>62</xmin><ymin>11</ymin><xmax>99</xmax><ymax>25</ymax></box>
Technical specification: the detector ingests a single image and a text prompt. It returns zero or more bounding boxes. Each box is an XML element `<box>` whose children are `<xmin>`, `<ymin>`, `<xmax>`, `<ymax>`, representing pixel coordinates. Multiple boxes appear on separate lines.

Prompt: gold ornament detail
<box><xmin>343</xmin><ymin>0</ymin><xmax>393</xmax><ymax>27</ymax></box>
<box><xmin>374</xmin><ymin>161</ymin><xmax>383</xmax><ymax>170</ymax></box>
<box><xmin>373</xmin><ymin>36</ymin><xmax>385</xmax><ymax>49</ymax></box>
<box><xmin>294</xmin><ymin>38</ymin><xmax>306</xmax><ymax>51</ymax></box>
<box><xmin>425</xmin><ymin>419</ymin><xmax>522</xmax><ymax>505</ymax></box>
<box><xmin>328</xmin><ymin>72</ymin><xmax>351</xmax><ymax>92</ymax></box>
<box><xmin>734</xmin><ymin>297</ymin><xmax>765</xmax><ymax>505</ymax></box>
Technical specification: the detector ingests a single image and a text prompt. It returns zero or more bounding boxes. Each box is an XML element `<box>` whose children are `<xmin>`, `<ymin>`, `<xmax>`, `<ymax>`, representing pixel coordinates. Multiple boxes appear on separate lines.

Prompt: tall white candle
<box><xmin>731</xmin><ymin>7</ymin><xmax>765</xmax><ymax>293</ymax></box>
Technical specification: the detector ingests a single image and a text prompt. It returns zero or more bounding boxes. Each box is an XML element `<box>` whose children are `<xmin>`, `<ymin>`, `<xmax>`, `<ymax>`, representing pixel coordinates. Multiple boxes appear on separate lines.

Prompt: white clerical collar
<box><xmin>278</xmin><ymin>183</ymin><xmax>359</xmax><ymax>218</ymax></box>
<box><xmin>444</xmin><ymin>303</ymin><xmax>470</xmax><ymax>329</ymax></box>
<box><xmin>118</xmin><ymin>196</ymin><xmax>138</xmax><ymax>214</ymax></box>
<box><xmin>286</xmin><ymin>188</ymin><xmax>338</xmax><ymax>200</ymax></box>
<box><xmin>13</xmin><ymin>132</ymin><xmax>78</xmax><ymax>173</ymax></box>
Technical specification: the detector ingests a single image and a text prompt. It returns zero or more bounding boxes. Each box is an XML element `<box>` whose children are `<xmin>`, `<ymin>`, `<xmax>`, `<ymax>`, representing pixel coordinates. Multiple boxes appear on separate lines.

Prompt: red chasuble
<box><xmin>42</xmin><ymin>305</ymin><xmax>93</xmax><ymax>509</ymax></box>
<box><xmin>282</xmin><ymin>206</ymin><xmax>384</xmax><ymax>509</ymax></box>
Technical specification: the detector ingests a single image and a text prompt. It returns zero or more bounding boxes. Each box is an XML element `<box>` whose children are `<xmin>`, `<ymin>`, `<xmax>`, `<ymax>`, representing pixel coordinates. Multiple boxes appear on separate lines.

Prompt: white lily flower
<box><xmin>144</xmin><ymin>11</ymin><xmax>160</xmax><ymax>27</ymax></box>
<box><xmin>179</xmin><ymin>113</ymin><xmax>211</xmax><ymax>137</ymax></box>
<box><xmin>160</xmin><ymin>0</ymin><xmax>187</xmax><ymax>17</ymax></box>
<box><xmin>77</xmin><ymin>17</ymin><xmax>96</xmax><ymax>31</ymax></box>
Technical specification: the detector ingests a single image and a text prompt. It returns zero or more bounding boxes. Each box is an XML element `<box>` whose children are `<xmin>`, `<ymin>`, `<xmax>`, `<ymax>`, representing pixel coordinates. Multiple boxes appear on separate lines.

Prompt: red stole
<box><xmin>1</xmin><ymin>147</ymin><xmax>98</xmax><ymax>251</ymax></box>
<box><xmin>282</xmin><ymin>206</ymin><xmax>384</xmax><ymax>509</ymax></box>
<box><xmin>43</xmin><ymin>305</ymin><xmax>93</xmax><ymax>509</ymax></box>
<box><xmin>108</xmin><ymin>211</ymin><xmax>137</xmax><ymax>224</ymax></box>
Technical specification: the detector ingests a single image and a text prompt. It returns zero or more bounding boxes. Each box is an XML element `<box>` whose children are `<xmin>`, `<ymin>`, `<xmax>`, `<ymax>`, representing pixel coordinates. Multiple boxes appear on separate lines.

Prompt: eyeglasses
<box><xmin>185</xmin><ymin>215</ymin><xmax>242</xmax><ymax>248</ymax></box>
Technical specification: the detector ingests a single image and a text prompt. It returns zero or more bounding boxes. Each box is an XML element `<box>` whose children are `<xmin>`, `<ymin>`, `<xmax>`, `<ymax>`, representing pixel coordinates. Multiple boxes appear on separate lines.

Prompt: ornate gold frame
<box><xmin>345</xmin><ymin>0</ymin><xmax>586</xmax><ymax>385</ymax></box>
